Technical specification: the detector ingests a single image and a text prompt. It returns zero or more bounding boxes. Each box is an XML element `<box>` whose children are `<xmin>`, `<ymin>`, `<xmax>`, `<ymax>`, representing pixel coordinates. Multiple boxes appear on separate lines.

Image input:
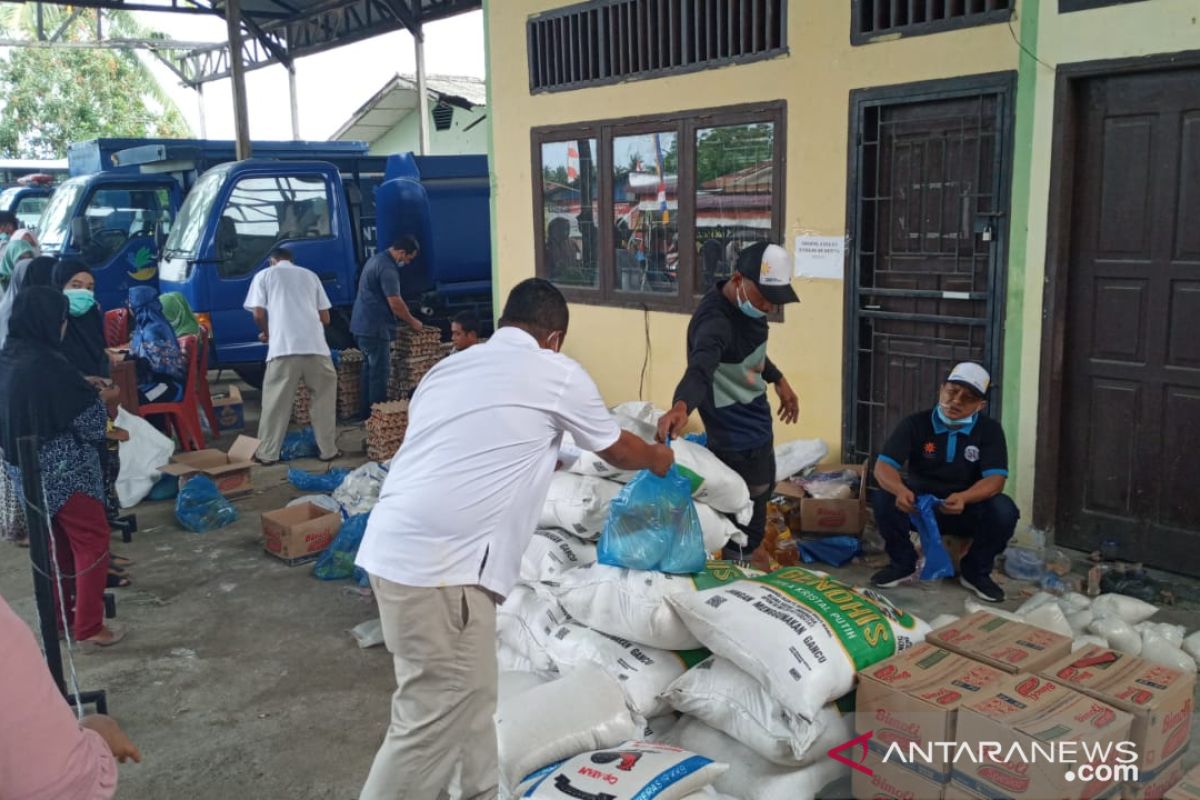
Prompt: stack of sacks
<box><xmin>990</xmin><ymin>590</ymin><xmax>1199</xmax><ymax>672</ymax></box>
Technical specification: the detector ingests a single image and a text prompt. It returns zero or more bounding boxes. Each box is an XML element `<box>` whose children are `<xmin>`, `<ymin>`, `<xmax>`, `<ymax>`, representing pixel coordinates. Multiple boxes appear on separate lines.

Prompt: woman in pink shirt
<box><xmin>0</xmin><ymin>594</ymin><xmax>140</xmax><ymax>799</ymax></box>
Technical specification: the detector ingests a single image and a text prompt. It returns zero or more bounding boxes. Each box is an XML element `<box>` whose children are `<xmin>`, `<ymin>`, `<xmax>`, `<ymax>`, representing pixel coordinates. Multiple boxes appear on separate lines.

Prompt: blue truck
<box><xmin>36</xmin><ymin>138</ymin><xmax>492</xmax><ymax>383</ymax></box>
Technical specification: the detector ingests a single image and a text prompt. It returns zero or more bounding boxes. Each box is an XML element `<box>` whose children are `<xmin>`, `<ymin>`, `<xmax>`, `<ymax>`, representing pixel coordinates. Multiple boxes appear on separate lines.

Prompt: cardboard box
<box><xmin>212</xmin><ymin>385</ymin><xmax>245</xmax><ymax>431</ymax></box>
<box><xmin>261</xmin><ymin>503</ymin><xmax>341</xmax><ymax>562</ymax></box>
<box><xmin>926</xmin><ymin>611</ymin><xmax>1073</xmax><ymax>675</ymax></box>
<box><xmin>943</xmin><ymin>783</ymin><xmax>989</xmax><ymax>800</ymax></box>
<box><xmin>954</xmin><ymin>675</ymin><xmax>1131</xmax><ymax>800</ymax></box>
<box><xmin>853</xmin><ymin>746</ymin><xmax>946</xmax><ymax>800</ymax></box>
<box><xmin>1126</xmin><ymin>751</ymin><xmax>1188</xmax><ymax>800</ymax></box>
<box><xmin>1040</xmin><ymin>645</ymin><xmax>1195</xmax><ymax>776</ymax></box>
<box><xmin>159</xmin><ymin>435</ymin><xmax>259</xmax><ymax>497</ymax></box>
<box><xmin>775</xmin><ymin>460</ymin><xmax>868</xmax><ymax>535</ymax></box>
<box><xmin>857</xmin><ymin>642</ymin><xmax>1011</xmax><ymax>782</ymax></box>
<box><xmin>1165</xmin><ymin>764</ymin><xmax>1200</xmax><ymax>800</ymax></box>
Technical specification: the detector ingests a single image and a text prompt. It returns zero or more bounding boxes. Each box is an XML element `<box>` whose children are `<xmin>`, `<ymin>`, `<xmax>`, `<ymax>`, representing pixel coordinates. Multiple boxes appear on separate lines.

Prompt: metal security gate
<box><xmin>845</xmin><ymin>74</ymin><xmax>1014</xmax><ymax>464</ymax></box>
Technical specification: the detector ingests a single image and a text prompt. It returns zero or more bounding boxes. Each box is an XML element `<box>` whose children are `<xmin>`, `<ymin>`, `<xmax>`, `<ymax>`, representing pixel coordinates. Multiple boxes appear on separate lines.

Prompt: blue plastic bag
<box><xmin>598</xmin><ymin>466</ymin><xmax>707</xmax><ymax>574</ymax></box>
<box><xmin>684</xmin><ymin>432</ymin><xmax>708</xmax><ymax>447</ymax></box>
<box><xmin>148</xmin><ymin>473</ymin><xmax>178</xmax><ymax>501</ymax></box>
<box><xmin>797</xmin><ymin>535</ymin><xmax>862</xmax><ymax>567</ymax></box>
<box><xmin>312</xmin><ymin>512</ymin><xmax>369</xmax><ymax>581</ymax></box>
<box><xmin>174</xmin><ymin>475</ymin><xmax>238</xmax><ymax>533</ymax></box>
<box><xmin>910</xmin><ymin>494</ymin><xmax>954</xmax><ymax>580</ymax></box>
<box><xmin>288</xmin><ymin>466</ymin><xmax>350</xmax><ymax>493</ymax></box>
<box><xmin>281</xmin><ymin>427</ymin><xmax>320</xmax><ymax>460</ymax></box>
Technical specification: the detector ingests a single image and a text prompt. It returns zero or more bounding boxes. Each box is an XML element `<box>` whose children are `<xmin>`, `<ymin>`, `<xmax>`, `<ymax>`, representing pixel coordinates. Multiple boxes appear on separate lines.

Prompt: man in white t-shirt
<box><xmin>355</xmin><ymin>278</ymin><xmax>673</xmax><ymax>800</ymax></box>
<box><xmin>243</xmin><ymin>247</ymin><xmax>340</xmax><ymax>464</ymax></box>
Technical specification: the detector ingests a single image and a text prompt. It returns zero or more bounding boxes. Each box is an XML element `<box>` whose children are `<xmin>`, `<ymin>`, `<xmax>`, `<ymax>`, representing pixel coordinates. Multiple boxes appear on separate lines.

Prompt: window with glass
<box><xmin>540</xmin><ymin>138</ymin><xmax>599</xmax><ymax>289</ymax></box>
<box><xmin>533</xmin><ymin>102</ymin><xmax>784</xmax><ymax>312</ymax></box>
<box><xmin>14</xmin><ymin>196</ymin><xmax>48</xmax><ymax>230</ymax></box>
<box><xmin>216</xmin><ymin>174</ymin><xmax>331</xmax><ymax>278</ymax></box>
<box><xmin>80</xmin><ymin>186</ymin><xmax>173</xmax><ymax>266</ymax></box>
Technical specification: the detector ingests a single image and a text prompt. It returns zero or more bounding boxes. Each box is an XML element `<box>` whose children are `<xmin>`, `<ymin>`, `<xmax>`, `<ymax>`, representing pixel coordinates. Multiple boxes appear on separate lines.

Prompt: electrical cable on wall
<box><xmin>1007</xmin><ymin>18</ymin><xmax>1056</xmax><ymax>73</ymax></box>
<box><xmin>638</xmin><ymin>304</ymin><xmax>651</xmax><ymax>401</ymax></box>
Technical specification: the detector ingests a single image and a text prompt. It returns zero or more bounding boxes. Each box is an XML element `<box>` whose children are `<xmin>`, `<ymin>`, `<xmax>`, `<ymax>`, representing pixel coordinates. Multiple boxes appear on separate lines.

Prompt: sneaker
<box><xmin>960</xmin><ymin>573</ymin><xmax>1005</xmax><ymax>603</ymax></box>
<box><xmin>871</xmin><ymin>563</ymin><xmax>916</xmax><ymax>588</ymax></box>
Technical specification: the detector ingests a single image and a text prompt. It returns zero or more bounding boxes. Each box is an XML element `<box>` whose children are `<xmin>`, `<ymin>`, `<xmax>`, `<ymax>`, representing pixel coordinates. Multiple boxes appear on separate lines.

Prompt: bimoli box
<box><xmin>853</xmin><ymin>745</ymin><xmax>946</xmax><ymax>800</ymax></box>
<box><xmin>954</xmin><ymin>675</ymin><xmax>1132</xmax><ymax>800</ymax></box>
<box><xmin>856</xmin><ymin>641</ymin><xmax>1010</xmax><ymax>783</ymax></box>
<box><xmin>1127</xmin><ymin>752</ymin><xmax>1188</xmax><ymax>800</ymax></box>
<box><xmin>943</xmin><ymin>782</ymin><xmax>989</xmax><ymax>800</ymax></box>
<box><xmin>159</xmin><ymin>435</ymin><xmax>260</xmax><ymax>497</ymax></box>
<box><xmin>1039</xmin><ymin>645</ymin><xmax>1195</xmax><ymax>779</ymax></box>
<box><xmin>926</xmin><ymin>611</ymin><xmax>1072</xmax><ymax>674</ymax></box>
<box><xmin>1165</xmin><ymin>764</ymin><xmax>1200</xmax><ymax>800</ymax></box>
<box><xmin>212</xmin><ymin>385</ymin><xmax>245</xmax><ymax>431</ymax></box>
<box><xmin>774</xmin><ymin>461</ymin><xmax>868</xmax><ymax>535</ymax></box>
<box><xmin>261</xmin><ymin>503</ymin><xmax>341</xmax><ymax>562</ymax></box>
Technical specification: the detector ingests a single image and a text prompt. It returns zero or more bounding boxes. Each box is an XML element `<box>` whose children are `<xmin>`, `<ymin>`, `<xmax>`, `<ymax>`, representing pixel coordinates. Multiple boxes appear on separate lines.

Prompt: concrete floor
<box><xmin>2</xmin><ymin>384</ymin><xmax>1199</xmax><ymax>798</ymax></box>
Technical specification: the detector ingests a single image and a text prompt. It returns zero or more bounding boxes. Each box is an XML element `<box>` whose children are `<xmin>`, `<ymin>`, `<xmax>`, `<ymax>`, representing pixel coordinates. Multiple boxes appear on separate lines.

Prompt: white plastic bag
<box><xmin>695</xmin><ymin>502</ymin><xmax>746</xmax><ymax>552</ymax></box>
<box><xmin>1135</xmin><ymin>621</ymin><xmax>1185</xmax><ymax>647</ymax></box>
<box><xmin>538</xmin><ymin>473</ymin><xmax>623</xmax><ymax>539</ymax></box>
<box><xmin>499</xmin><ymin>670</ymin><xmax>550</xmax><ymax>702</ymax></box>
<box><xmin>348</xmin><ymin>618</ymin><xmax>384</xmax><ymax>649</ymax></box>
<box><xmin>552</xmin><ymin>562</ymin><xmax>760</xmax><ymax>651</ymax></box>
<box><xmin>287</xmin><ymin>494</ymin><xmax>342</xmax><ymax>514</ymax></box>
<box><xmin>1090</xmin><ymin>616</ymin><xmax>1142</xmax><ymax>656</ymax></box>
<box><xmin>115</xmin><ymin>406</ymin><xmax>176</xmax><ymax>508</ymax></box>
<box><xmin>1016</xmin><ymin>591</ymin><xmax>1061</xmax><ymax>617</ymax></box>
<box><xmin>514</xmin><ymin>740</ymin><xmax>726</xmax><ymax>800</ymax></box>
<box><xmin>1139</xmin><ymin>630</ymin><xmax>1196</xmax><ymax>673</ymax></box>
<box><xmin>929</xmin><ymin>613</ymin><xmax>960</xmax><ymax>630</ymax></box>
<box><xmin>497</xmin><ymin>585</ymin><xmax>571</xmax><ymax>675</ymax></box>
<box><xmin>520</xmin><ymin>529</ymin><xmax>598</xmax><ymax>585</ymax></box>
<box><xmin>1021</xmin><ymin>603</ymin><xmax>1074</xmax><ymax>638</ymax></box>
<box><xmin>1060</xmin><ymin>592</ymin><xmax>1093</xmax><ymax>614</ymax></box>
<box><xmin>668</xmin><ymin>567</ymin><xmax>929</xmax><ymax>722</ymax></box>
<box><xmin>1184</xmin><ymin>630</ymin><xmax>1200</xmax><ymax>667</ymax></box>
<box><xmin>662</xmin><ymin>656</ymin><xmax>853</xmax><ymax>766</ymax></box>
<box><xmin>1067</xmin><ymin>609</ymin><xmax>1095</xmax><ymax>637</ymax></box>
<box><xmin>1091</xmin><ymin>593</ymin><xmax>1158</xmax><ymax>625</ymax></box>
<box><xmin>666</xmin><ymin>717</ymin><xmax>847</xmax><ymax>800</ymax></box>
<box><xmin>774</xmin><ymin>439</ymin><xmax>829</xmax><ymax>481</ymax></box>
<box><xmin>496</xmin><ymin>666</ymin><xmax>641</xmax><ymax>790</ymax></box>
<box><xmin>331</xmin><ymin>461</ymin><xmax>387</xmax><ymax>516</ymax></box>
<box><xmin>1072</xmin><ymin>635</ymin><xmax>1109</xmax><ymax>652</ymax></box>
<box><xmin>542</xmin><ymin>621</ymin><xmax>703</xmax><ymax>718</ymax></box>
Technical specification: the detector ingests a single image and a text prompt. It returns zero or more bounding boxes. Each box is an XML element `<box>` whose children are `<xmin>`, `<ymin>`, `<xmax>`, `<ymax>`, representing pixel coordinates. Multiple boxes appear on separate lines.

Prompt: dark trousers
<box><xmin>871</xmin><ymin>488</ymin><xmax>1020</xmax><ymax>579</ymax></box>
<box><xmin>710</xmin><ymin>442</ymin><xmax>776</xmax><ymax>559</ymax></box>
<box><xmin>356</xmin><ymin>334</ymin><xmax>391</xmax><ymax>417</ymax></box>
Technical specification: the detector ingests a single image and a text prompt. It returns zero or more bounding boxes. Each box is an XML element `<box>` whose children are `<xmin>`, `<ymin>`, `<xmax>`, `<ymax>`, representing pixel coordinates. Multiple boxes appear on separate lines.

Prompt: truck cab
<box><xmin>158</xmin><ymin>159</ymin><xmax>367</xmax><ymax>367</ymax></box>
<box><xmin>0</xmin><ymin>184</ymin><xmax>54</xmax><ymax>230</ymax></box>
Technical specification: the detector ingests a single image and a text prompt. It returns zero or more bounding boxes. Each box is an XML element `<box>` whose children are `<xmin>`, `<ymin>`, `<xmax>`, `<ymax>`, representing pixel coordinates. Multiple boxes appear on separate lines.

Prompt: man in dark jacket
<box><xmin>657</xmin><ymin>242</ymin><xmax>800</xmax><ymax>559</ymax></box>
<box><xmin>870</xmin><ymin>362</ymin><xmax>1019</xmax><ymax>602</ymax></box>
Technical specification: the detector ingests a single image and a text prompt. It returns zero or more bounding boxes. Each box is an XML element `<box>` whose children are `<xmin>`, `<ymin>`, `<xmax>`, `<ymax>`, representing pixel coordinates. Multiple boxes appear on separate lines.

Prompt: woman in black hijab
<box><xmin>0</xmin><ymin>287</ymin><xmax>126</xmax><ymax>646</ymax></box>
<box><xmin>53</xmin><ymin>259</ymin><xmax>109</xmax><ymax>379</ymax></box>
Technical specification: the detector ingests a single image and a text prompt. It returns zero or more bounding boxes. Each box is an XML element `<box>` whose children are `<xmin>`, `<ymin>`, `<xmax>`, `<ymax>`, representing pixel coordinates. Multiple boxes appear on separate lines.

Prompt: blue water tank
<box><xmin>376</xmin><ymin>153</ymin><xmax>491</xmax><ymax>296</ymax></box>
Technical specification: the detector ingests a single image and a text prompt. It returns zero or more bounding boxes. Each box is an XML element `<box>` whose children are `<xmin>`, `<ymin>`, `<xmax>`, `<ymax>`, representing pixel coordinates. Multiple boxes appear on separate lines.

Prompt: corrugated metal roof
<box><xmin>331</xmin><ymin>73</ymin><xmax>486</xmax><ymax>144</ymax></box>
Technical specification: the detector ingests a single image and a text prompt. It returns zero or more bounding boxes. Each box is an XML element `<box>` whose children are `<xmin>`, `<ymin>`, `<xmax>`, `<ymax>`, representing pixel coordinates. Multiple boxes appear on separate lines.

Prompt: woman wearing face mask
<box><xmin>656</xmin><ymin>242</ymin><xmax>802</xmax><ymax>564</ymax></box>
<box><xmin>0</xmin><ymin>287</ymin><xmax>126</xmax><ymax>646</ymax></box>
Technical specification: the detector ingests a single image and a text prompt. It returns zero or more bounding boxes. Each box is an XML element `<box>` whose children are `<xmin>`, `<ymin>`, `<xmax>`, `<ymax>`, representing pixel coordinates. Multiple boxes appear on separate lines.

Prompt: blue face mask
<box><xmin>936</xmin><ymin>405</ymin><xmax>977</xmax><ymax>428</ymax></box>
<box><xmin>737</xmin><ymin>284</ymin><xmax>767</xmax><ymax>319</ymax></box>
<box><xmin>64</xmin><ymin>288</ymin><xmax>96</xmax><ymax>318</ymax></box>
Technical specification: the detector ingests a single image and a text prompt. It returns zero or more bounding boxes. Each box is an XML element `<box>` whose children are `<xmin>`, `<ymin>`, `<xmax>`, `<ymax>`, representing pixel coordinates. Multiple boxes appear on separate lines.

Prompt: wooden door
<box><xmin>847</xmin><ymin>81</ymin><xmax>1012</xmax><ymax>464</ymax></box>
<box><xmin>1057</xmin><ymin>67</ymin><xmax>1200</xmax><ymax>572</ymax></box>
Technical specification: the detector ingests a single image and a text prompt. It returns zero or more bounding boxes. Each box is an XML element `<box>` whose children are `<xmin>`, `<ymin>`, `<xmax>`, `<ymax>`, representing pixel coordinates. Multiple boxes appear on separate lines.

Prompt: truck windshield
<box><xmin>36</xmin><ymin>177</ymin><xmax>87</xmax><ymax>251</ymax></box>
<box><xmin>163</xmin><ymin>168</ymin><xmax>226</xmax><ymax>259</ymax></box>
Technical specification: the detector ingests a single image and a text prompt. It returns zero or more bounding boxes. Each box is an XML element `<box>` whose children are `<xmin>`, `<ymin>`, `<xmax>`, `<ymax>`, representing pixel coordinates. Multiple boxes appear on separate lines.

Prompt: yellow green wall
<box><xmin>485</xmin><ymin>0</ymin><xmax>1019</xmax><ymax>452</ymax></box>
<box><xmin>1007</xmin><ymin>1</ymin><xmax>1200</xmax><ymax>517</ymax></box>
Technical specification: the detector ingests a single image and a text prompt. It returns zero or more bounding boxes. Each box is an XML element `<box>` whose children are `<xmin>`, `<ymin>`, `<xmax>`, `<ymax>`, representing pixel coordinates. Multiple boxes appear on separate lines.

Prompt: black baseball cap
<box><xmin>735</xmin><ymin>242</ymin><xmax>800</xmax><ymax>305</ymax></box>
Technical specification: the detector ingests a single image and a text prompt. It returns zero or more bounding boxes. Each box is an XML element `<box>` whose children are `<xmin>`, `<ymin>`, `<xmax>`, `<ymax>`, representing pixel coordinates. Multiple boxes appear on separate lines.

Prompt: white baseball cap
<box><xmin>736</xmin><ymin>242</ymin><xmax>799</xmax><ymax>305</ymax></box>
<box><xmin>947</xmin><ymin>362</ymin><xmax>991</xmax><ymax>397</ymax></box>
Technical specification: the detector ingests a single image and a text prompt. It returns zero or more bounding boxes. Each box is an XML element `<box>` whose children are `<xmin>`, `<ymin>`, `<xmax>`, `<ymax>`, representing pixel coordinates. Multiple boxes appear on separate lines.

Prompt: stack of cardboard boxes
<box><xmin>853</xmin><ymin>611</ymin><xmax>1196</xmax><ymax>800</ymax></box>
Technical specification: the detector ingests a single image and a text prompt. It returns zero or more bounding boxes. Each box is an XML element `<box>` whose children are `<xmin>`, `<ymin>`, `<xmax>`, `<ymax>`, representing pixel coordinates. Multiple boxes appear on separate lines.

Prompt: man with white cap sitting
<box><xmin>657</xmin><ymin>242</ymin><xmax>801</xmax><ymax>561</ymax></box>
<box><xmin>870</xmin><ymin>362</ymin><xmax>1018</xmax><ymax>602</ymax></box>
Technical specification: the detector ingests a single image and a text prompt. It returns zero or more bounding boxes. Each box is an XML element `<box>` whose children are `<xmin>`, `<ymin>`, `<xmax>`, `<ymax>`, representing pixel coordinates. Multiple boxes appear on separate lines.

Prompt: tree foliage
<box><xmin>0</xmin><ymin>8</ymin><xmax>190</xmax><ymax>158</ymax></box>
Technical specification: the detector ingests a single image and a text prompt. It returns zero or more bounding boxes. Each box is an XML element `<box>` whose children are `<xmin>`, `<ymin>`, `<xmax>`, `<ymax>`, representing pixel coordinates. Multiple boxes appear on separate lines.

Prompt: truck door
<box><xmin>75</xmin><ymin>180</ymin><xmax>180</xmax><ymax>311</ymax></box>
<box><xmin>207</xmin><ymin>170</ymin><xmax>349</xmax><ymax>364</ymax></box>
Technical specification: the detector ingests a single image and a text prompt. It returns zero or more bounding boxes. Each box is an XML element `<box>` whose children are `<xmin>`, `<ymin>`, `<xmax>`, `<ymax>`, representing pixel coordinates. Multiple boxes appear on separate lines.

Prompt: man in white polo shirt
<box><xmin>243</xmin><ymin>247</ymin><xmax>340</xmax><ymax>465</ymax></box>
<box><xmin>355</xmin><ymin>278</ymin><xmax>673</xmax><ymax>800</ymax></box>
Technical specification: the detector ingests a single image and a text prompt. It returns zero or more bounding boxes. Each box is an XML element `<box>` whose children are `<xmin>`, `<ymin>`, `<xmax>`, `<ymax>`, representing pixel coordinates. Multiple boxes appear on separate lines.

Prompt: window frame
<box><xmin>216</xmin><ymin>172</ymin><xmax>335</xmax><ymax>279</ymax></box>
<box><xmin>532</xmin><ymin>100</ymin><xmax>786</xmax><ymax>314</ymax></box>
<box><xmin>850</xmin><ymin>0</ymin><xmax>1013</xmax><ymax>45</ymax></box>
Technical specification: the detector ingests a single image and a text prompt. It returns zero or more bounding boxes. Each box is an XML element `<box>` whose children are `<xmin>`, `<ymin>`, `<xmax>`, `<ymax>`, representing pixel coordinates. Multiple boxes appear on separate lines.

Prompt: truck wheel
<box><xmin>234</xmin><ymin>365</ymin><xmax>265</xmax><ymax>389</ymax></box>
<box><xmin>326</xmin><ymin>310</ymin><xmax>356</xmax><ymax>351</ymax></box>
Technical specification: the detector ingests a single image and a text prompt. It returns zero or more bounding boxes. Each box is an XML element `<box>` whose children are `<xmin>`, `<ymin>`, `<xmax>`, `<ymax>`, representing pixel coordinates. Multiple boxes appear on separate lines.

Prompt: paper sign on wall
<box><xmin>794</xmin><ymin>235</ymin><xmax>846</xmax><ymax>280</ymax></box>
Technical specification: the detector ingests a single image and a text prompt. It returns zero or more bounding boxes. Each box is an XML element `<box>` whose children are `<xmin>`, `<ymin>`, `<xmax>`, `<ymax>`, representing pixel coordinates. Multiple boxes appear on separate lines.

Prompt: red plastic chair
<box><xmin>103</xmin><ymin>308</ymin><xmax>130</xmax><ymax>347</ymax></box>
<box><xmin>139</xmin><ymin>335</ymin><xmax>206</xmax><ymax>451</ymax></box>
<box><xmin>195</xmin><ymin>327</ymin><xmax>220</xmax><ymax>435</ymax></box>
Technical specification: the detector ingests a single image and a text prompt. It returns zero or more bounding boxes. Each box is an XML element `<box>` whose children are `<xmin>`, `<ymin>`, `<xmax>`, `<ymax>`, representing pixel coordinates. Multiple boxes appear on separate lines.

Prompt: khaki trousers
<box><xmin>360</xmin><ymin>577</ymin><xmax>499</xmax><ymax>800</ymax></box>
<box><xmin>256</xmin><ymin>354</ymin><xmax>338</xmax><ymax>461</ymax></box>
